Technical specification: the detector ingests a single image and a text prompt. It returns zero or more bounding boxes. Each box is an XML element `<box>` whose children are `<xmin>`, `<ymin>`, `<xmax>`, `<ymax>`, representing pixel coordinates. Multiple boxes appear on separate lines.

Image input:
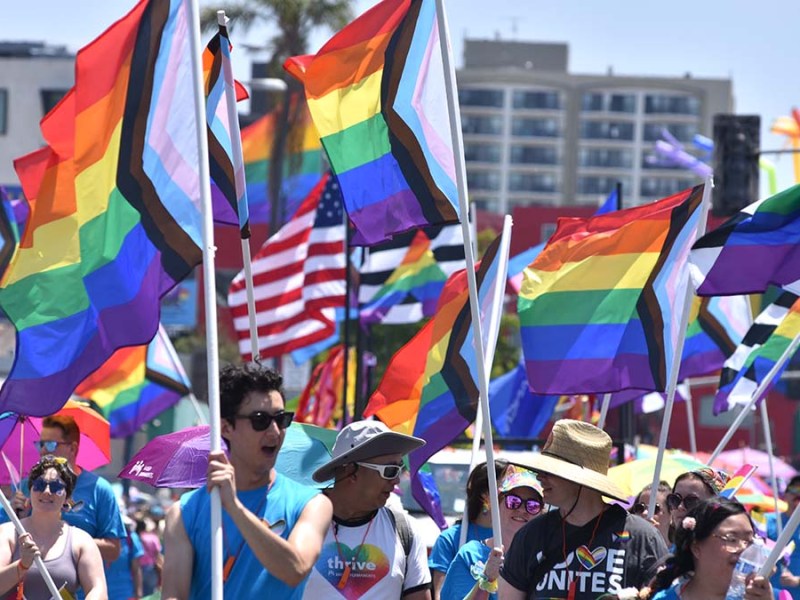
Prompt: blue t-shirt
<box><xmin>105</xmin><ymin>530</ymin><xmax>145</xmax><ymax>599</ymax></box>
<box><xmin>652</xmin><ymin>587</ymin><xmax>681</xmax><ymax>600</ymax></box>
<box><xmin>181</xmin><ymin>473</ymin><xmax>318</xmax><ymax>600</ymax></box>
<box><xmin>429</xmin><ymin>521</ymin><xmax>492</xmax><ymax>575</ymax></box>
<box><xmin>767</xmin><ymin>512</ymin><xmax>800</xmax><ymax>600</ymax></box>
<box><xmin>440</xmin><ymin>540</ymin><xmax>494</xmax><ymax>600</ymax></box>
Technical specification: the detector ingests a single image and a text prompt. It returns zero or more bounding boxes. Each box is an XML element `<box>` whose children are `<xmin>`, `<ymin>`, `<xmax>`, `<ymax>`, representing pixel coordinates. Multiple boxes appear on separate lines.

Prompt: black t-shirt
<box><xmin>501</xmin><ymin>504</ymin><xmax>668</xmax><ymax>599</ymax></box>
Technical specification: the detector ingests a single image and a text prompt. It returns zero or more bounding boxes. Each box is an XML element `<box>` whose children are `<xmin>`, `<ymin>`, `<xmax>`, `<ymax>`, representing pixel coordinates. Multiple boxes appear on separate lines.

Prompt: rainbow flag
<box><xmin>366</xmin><ymin>233</ymin><xmax>507</xmax><ymax>527</ymax></box>
<box><xmin>715</xmin><ymin>291</ymin><xmax>800</xmax><ymax>414</ymax></box>
<box><xmin>519</xmin><ymin>185</ymin><xmax>705</xmax><ymax>395</ymax></box>
<box><xmin>0</xmin><ymin>0</ymin><xmax>203</xmax><ymax>416</ymax></box>
<box><xmin>681</xmin><ymin>295</ymin><xmax>751</xmax><ymax>377</ymax></box>
<box><xmin>296</xmin><ymin>344</ymin><xmax>355</xmax><ymax>429</ymax></box>
<box><xmin>74</xmin><ymin>325</ymin><xmax>191</xmax><ymax>437</ymax></box>
<box><xmin>719</xmin><ymin>464</ymin><xmax>757</xmax><ymax>499</ymax></box>
<box><xmin>239</xmin><ymin>100</ymin><xmax>323</xmax><ymax>226</ymax></box>
<box><xmin>360</xmin><ymin>229</ymin><xmax>448</xmax><ymax>324</ymax></box>
<box><xmin>690</xmin><ymin>183</ymin><xmax>800</xmax><ymax>296</ymax></box>
<box><xmin>285</xmin><ymin>0</ymin><xmax>460</xmax><ymax>246</ymax></box>
<box><xmin>203</xmin><ymin>22</ymin><xmax>250</xmax><ymax>234</ymax></box>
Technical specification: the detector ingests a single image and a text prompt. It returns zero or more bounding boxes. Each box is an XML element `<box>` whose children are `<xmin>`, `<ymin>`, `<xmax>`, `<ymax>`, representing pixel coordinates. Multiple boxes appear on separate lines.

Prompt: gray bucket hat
<box><xmin>312</xmin><ymin>420</ymin><xmax>425</xmax><ymax>483</ymax></box>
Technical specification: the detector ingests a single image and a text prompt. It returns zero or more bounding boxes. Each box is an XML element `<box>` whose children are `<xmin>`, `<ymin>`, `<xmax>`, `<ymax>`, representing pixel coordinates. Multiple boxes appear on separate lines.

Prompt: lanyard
<box><xmin>331</xmin><ymin>518</ymin><xmax>374</xmax><ymax>590</ymax></box>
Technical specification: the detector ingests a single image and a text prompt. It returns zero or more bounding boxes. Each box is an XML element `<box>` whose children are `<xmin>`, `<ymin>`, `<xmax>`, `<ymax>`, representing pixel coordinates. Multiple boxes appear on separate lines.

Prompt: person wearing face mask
<box><xmin>303</xmin><ymin>420</ymin><xmax>432</xmax><ymax>600</ymax></box>
<box><xmin>645</xmin><ymin>497</ymin><xmax>772</xmax><ymax>600</ymax></box>
<box><xmin>667</xmin><ymin>468</ymin><xmax>730</xmax><ymax>544</ymax></box>
<box><xmin>440</xmin><ymin>465</ymin><xmax>543</xmax><ymax>600</ymax></box>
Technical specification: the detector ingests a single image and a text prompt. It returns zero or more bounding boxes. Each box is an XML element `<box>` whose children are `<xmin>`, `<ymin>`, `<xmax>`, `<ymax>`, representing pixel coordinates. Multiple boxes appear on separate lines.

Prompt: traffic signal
<box><xmin>712</xmin><ymin>114</ymin><xmax>760</xmax><ymax>217</ymax></box>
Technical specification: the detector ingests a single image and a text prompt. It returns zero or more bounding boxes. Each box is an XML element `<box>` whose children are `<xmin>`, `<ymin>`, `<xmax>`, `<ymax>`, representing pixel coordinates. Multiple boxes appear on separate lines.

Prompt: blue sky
<box><xmin>5</xmin><ymin>0</ymin><xmax>800</xmax><ymax>192</ymax></box>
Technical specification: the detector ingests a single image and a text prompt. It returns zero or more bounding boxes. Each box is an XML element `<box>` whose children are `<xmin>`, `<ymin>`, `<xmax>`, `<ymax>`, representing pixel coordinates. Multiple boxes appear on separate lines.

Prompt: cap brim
<box><xmin>512</xmin><ymin>453</ymin><xmax>628</xmax><ymax>502</ymax></box>
<box><xmin>312</xmin><ymin>431</ymin><xmax>425</xmax><ymax>483</ymax></box>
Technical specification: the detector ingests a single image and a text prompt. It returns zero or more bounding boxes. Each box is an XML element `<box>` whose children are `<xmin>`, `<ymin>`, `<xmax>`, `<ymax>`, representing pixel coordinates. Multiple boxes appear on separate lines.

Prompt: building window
<box><xmin>462</xmin><ymin>115</ymin><xmax>503</xmax><ymax>135</ymax></box>
<box><xmin>470</xmin><ymin>198</ymin><xmax>498</xmax><ymax>212</ymax></box>
<box><xmin>467</xmin><ymin>170</ymin><xmax>501</xmax><ymax>191</ymax></box>
<box><xmin>577</xmin><ymin>176</ymin><xmax>631</xmax><ymax>195</ymax></box>
<box><xmin>640</xmin><ymin>177</ymin><xmax>695</xmax><ymax>198</ymax></box>
<box><xmin>40</xmin><ymin>89</ymin><xmax>69</xmax><ymax>116</ymax></box>
<box><xmin>581</xmin><ymin>93</ymin><xmax>604</xmax><ymax>112</ymax></box>
<box><xmin>508</xmin><ymin>172</ymin><xmax>559</xmax><ymax>193</ymax></box>
<box><xmin>511</xmin><ymin>117</ymin><xmax>560</xmax><ymax>138</ymax></box>
<box><xmin>512</xmin><ymin>90</ymin><xmax>561</xmax><ymax>110</ymax></box>
<box><xmin>510</xmin><ymin>145</ymin><xmax>559</xmax><ymax>165</ymax></box>
<box><xmin>464</xmin><ymin>143</ymin><xmax>502</xmax><ymax>163</ymax></box>
<box><xmin>579</xmin><ymin>120</ymin><xmax>635</xmax><ymax>141</ymax></box>
<box><xmin>459</xmin><ymin>88</ymin><xmax>504</xmax><ymax>108</ymax></box>
<box><xmin>643</xmin><ymin>123</ymin><xmax>698</xmax><ymax>143</ymax></box>
<box><xmin>609</xmin><ymin>94</ymin><xmax>637</xmax><ymax>113</ymax></box>
<box><xmin>0</xmin><ymin>89</ymin><xmax>7</xmax><ymax>135</ymax></box>
<box><xmin>578</xmin><ymin>148</ymin><xmax>633</xmax><ymax>168</ymax></box>
<box><xmin>645</xmin><ymin>94</ymin><xmax>701</xmax><ymax>115</ymax></box>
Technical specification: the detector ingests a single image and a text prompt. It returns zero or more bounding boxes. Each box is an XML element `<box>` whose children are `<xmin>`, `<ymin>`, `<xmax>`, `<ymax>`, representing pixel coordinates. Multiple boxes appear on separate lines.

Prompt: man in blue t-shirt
<box><xmin>162</xmin><ymin>363</ymin><xmax>332</xmax><ymax>600</ymax></box>
<box><xmin>767</xmin><ymin>476</ymin><xmax>800</xmax><ymax>599</ymax></box>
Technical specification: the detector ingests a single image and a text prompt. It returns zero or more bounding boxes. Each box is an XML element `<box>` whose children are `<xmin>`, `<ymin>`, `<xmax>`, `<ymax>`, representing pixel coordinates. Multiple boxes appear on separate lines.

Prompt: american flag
<box><xmin>228</xmin><ymin>173</ymin><xmax>346</xmax><ymax>360</ymax></box>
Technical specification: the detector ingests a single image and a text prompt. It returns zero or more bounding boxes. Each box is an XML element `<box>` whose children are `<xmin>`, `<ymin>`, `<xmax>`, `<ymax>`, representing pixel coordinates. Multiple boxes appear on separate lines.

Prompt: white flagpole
<box><xmin>435</xmin><ymin>0</ymin><xmax>502</xmax><ymax>547</ymax></box>
<box><xmin>647</xmin><ymin>181</ymin><xmax>711</xmax><ymax>517</ymax></box>
<box><xmin>760</xmin><ymin>401</ymin><xmax>783</xmax><ymax>537</ymax></box>
<box><xmin>759</xmin><ymin>501</ymin><xmax>800</xmax><ymax>577</ymax></box>
<box><xmin>459</xmin><ymin>215</ymin><xmax>513</xmax><ymax>548</ymax></box>
<box><xmin>597</xmin><ymin>393</ymin><xmax>612</xmax><ymax>429</ymax></box>
<box><xmin>684</xmin><ymin>381</ymin><xmax>698</xmax><ymax>457</ymax></box>
<box><xmin>706</xmin><ymin>332</ymin><xmax>800</xmax><ymax>465</ymax></box>
<box><xmin>216</xmin><ymin>11</ymin><xmax>260</xmax><ymax>362</ymax></box>
<box><xmin>0</xmin><ymin>489</ymin><xmax>62</xmax><ymax>599</ymax></box>
<box><xmin>187</xmin><ymin>1</ymin><xmax>223</xmax><ymax>598</ymax></box>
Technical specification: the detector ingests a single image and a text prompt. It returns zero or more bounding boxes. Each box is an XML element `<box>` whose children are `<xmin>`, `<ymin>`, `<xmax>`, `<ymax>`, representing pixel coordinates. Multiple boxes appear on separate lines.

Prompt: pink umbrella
<box><xmin>716</xmin><ymin>448</ymin><xmax>797</xmax><ymax>482</ymax></box>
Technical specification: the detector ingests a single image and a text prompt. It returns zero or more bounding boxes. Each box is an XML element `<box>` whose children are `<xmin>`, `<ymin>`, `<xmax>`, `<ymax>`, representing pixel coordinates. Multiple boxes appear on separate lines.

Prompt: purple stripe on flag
<box><xmin>349</xmin><ymin>189</ymin><xmax>432</xmax><ymax>246</ymax></box>
<box><xmin>697</xmin><ymin>243</ymin><xmax>800</xmax><ymax>295</ymax></box>
<box><xmin>525</xmin><ymin>354</ymin><xmax>657</xmax><ymax>395</ymax></box>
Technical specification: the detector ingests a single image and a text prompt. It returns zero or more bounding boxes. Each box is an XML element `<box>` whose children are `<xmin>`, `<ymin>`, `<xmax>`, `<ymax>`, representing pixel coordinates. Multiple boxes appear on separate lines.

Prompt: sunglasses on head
<box><xmin>356</xmin><ymin>462</ymin><xmax>405</xmax><ymax>480</ymax></box>
<box><xmin>666</xmin><ymin>492</ymin><xmax>701</xmax><ymax>512</ymax></box>
<box><xmin>630</xmin><ymin>502</ymin><xmax>662</xmax><ymax>516</ymax></box>
<box><xmin>234</xmin><ymin>411</ymin><xmax>294</xmax><ymax>432</ymax></box>
<box><xmin>31</xmin><ymin>477</ymin><xmax>67</xmax><ymax>496</ymax></box>
<box><xmin>503</xmin><ymin>494</ymin><xmax>543</xmax><ymax>516</ymax></box>
<box><xmin>33</xmin><ymin>440</ymin><xmax>70</xmax><ymax>453</ymax></box>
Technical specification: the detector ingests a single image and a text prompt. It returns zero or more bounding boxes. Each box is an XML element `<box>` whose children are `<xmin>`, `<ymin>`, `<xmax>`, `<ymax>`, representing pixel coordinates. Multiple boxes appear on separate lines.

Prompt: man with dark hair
<box><xmin>9</xmin><ymin>413</ymin><xmax>126</xmax><ymax>564</ymax></box>
<box><xmin>162</xmin><ymin>362</ymin><xmax>332</xmax><ymax>600</ymax></box>
<box><xmin>767</xmin><ymin>474</ymin><xmax>800</xmax><ymax>598</ymax></box>
<box><xmin>303</xmin><ymin>420</ymin><xmax>432</xmax><ymax>599</ymax></box>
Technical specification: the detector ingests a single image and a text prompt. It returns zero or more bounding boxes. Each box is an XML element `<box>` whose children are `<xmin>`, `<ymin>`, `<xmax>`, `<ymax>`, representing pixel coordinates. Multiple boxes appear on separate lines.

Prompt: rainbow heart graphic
<box><xmin>316</xmin><ymin>542</ymin><xmax>390</xmax><ymax>599</ymax></box>
<box><xmin>575</xmin><ymin>545</ymin><xmax>607</xmax><ymax>570</ymax></box>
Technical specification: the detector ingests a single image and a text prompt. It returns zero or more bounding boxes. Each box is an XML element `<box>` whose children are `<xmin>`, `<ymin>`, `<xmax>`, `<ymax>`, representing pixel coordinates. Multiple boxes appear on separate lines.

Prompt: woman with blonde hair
<box><xmin>0</xmin><ymin>455</ymin><xmax>106</xmax><ymax>599</ymax></box>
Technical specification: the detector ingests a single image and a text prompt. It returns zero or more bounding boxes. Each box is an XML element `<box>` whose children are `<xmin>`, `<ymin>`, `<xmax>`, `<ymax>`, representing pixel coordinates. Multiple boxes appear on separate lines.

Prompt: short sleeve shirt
<box><xmin>429</xmin><ymin>521</ymin><xmax>492</xmax><ymax>575</ymax></box>
<box><xmin>440</xmin><ymin>540</ymin><xmax>494</xmax><ymax>600</ymax></box>
<box><xmin>501</xmin><ymin>505</ymin><xmax>668</xmax><ymax>598</ymax></box>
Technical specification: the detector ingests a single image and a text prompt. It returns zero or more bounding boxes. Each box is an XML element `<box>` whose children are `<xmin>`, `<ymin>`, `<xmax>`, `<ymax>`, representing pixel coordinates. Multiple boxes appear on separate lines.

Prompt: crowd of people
<box><xmin>0</xmin><ymin>361</ymin><xmax>798</xmax><ymax>599</ymax></box>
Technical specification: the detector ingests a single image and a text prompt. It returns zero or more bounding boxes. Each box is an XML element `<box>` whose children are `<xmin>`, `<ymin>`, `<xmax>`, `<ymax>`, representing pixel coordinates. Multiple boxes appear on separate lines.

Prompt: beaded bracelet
<box><xmin>478</xmin><ymin>575</ymin><xmax>498</xmax><ymax>593</ymax></box>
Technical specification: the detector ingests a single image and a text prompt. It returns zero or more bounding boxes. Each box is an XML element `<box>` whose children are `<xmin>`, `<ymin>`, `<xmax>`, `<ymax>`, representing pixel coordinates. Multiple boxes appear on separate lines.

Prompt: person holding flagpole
<box><xmin>161</xmin><ymin>363</ymin><xmax>332</xmax><ymax>599</ymax></box>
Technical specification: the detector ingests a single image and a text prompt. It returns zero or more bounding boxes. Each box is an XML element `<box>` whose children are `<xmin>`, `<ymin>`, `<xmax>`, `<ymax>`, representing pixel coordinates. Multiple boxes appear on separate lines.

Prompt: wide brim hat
<box><xmin>312</xmin><ymin>420</ymin><xmax>425</xmax><ymax>483</ymax></box>
<box><xmin>516</xmin><ymin>419</ymin><xmax>627</xmax><ymax>501</ymax></box>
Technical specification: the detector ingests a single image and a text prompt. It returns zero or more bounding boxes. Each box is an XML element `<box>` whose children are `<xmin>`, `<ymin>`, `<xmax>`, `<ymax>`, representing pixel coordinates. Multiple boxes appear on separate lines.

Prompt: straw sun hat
<box><xmin>518</xmin><ymin>419</ymin><xmax>627</xmax><ymax>501</ymax></box>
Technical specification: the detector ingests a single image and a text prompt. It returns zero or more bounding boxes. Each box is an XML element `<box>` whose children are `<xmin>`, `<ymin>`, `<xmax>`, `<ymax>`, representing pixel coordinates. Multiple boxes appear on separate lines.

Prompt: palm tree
<box><xmin>200</xmin><ymin>0</ymin><xmax>355</xmax><ymax>232</ymax></box>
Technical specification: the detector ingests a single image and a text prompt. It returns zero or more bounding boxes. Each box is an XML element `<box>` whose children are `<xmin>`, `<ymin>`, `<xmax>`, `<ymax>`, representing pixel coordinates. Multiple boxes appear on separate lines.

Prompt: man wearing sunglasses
<box><xmin>6</xmin><ymin>414</ymin><xmax>127</xmax><ymax>569</ymax></box>
<box><xmin>767</xmin><ymin>475</ymin><xmax>800</xmax><ymax>598</ymax></box>
<box><xmin>303</xmin><ymin>420</ymin><xmax>432</xmax><ymax>599</ymax></box>
<box><xmin>162</xmin><ymin>363</ymin><xmax>333</xmax><ymax>600</ymax></box>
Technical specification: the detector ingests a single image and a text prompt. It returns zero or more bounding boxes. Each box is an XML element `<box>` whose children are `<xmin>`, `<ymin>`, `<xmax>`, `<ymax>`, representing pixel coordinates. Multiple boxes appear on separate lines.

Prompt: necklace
<box><xmin>562</xmin><ymin>510</ymin><xmax>604</xmax><ymax>600</ymax></box>
<box><xmin>331</xmin><ymin>517</ymin><xmax>374</xmax><ymax>590</ymax></box>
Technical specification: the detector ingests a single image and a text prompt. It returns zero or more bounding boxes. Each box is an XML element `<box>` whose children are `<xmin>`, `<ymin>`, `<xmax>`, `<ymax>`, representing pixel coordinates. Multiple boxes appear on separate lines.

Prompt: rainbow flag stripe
<box><xmin>75</xmin><ymin>325</ymin><xmax>191</xmax><ymax>437</ymax></box>
<box><xmin>0</xmin><ymin>0</ymin><xmax>203</xmax><ymax>415</ymax></box>
<box><xmin>519</xmin><ymin>186</ymin><xmax>705</xmax><ymax>395</ymax></box>
<box><xmin>239</xmin><ymin>102</ymin><xmax>323</xmax><ymax>226</ymax></box>
<box><xmin>285</xmin><ymin>0</ymin><xmax>460</xmax><ymax>245</ymax></box>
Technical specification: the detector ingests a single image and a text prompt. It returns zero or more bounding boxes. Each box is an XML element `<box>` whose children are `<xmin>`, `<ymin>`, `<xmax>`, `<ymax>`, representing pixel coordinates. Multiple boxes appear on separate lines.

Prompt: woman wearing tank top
<box><xmin>0</xmin><ymin>455</ymin><xmax>106</xmax><ymax>599</ymax></box>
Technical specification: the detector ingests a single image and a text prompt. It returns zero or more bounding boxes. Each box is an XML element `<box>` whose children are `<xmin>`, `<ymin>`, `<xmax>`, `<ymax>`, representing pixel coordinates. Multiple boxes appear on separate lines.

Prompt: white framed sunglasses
<box><xmin>355</xmin><ymin>462</ymin><xmax>405</xmax><ymax>480</ymax></box>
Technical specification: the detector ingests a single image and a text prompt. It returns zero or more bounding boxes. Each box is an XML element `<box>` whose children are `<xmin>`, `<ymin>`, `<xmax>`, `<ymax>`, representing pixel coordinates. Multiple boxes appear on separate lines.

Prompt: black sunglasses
<box><xmin>234</xmin><ymin>411</ymin><xmax>294</xmax><ymax>432</ymax></box>
<box><xmin>630</xmin><ymin>502</ymin><xmax>662</xmax><ymax>516</ymax></box>
<box><xmin>31</xmin><ymin>477</ymin><xmax>67</xmax><ymax>496</ymax></box>
<box><xmin>504</xmin><ymin>494</ymin><xmax>543</xmax><ymax>515</ymax></box>
<box><xmin>666</xmin><ymin>492</ymin><xmax>701</xmax><ymax>512</ymax></box>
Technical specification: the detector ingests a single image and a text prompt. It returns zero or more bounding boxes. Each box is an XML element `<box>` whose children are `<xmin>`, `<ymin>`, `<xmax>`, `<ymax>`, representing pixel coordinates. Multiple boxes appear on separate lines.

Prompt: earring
<box><xmin>481</xmin><ymin>501</ymin><xmax>490</xmax><ymax>514</ymax></box>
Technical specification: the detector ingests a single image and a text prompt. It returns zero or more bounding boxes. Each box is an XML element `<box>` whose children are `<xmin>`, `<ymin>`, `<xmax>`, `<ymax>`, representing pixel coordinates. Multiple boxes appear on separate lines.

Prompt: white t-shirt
<box><xmin>303</xmin><ymin>507</ymin><xmax>431</xmax><ymax>599</ymax></box>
